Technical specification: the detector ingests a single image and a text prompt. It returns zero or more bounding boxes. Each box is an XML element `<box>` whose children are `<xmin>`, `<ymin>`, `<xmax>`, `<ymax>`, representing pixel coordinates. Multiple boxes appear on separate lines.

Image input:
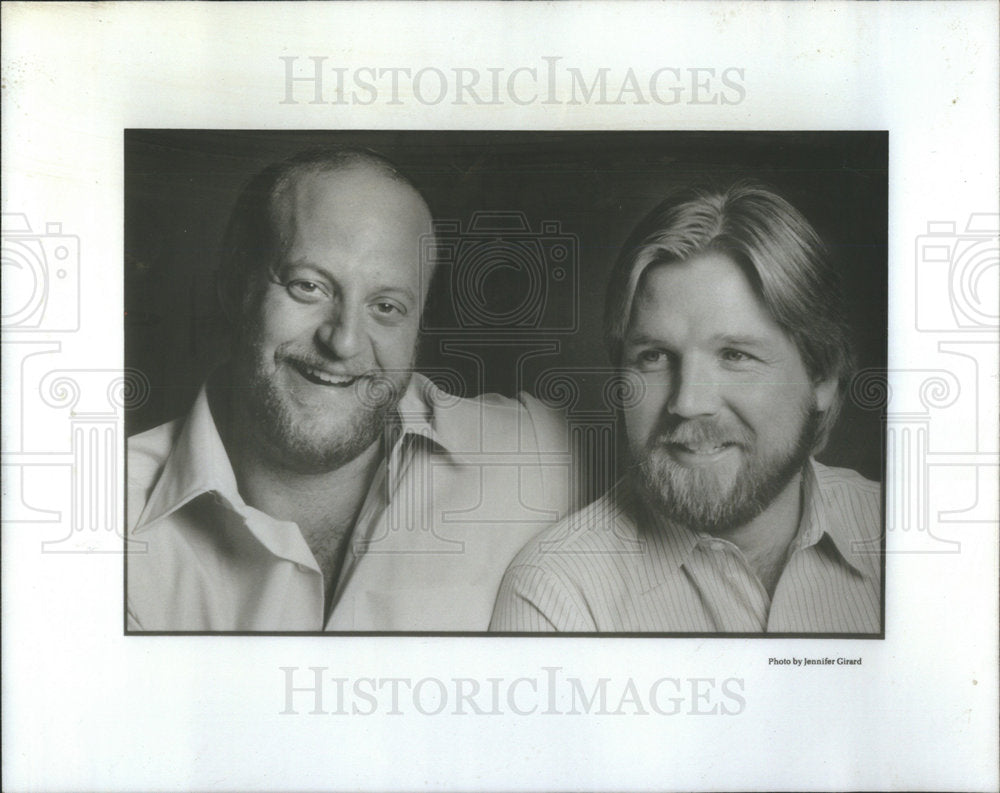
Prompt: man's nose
<box><xmin>315</xmin><ymin>304</ymin><xmax>364</xmax><ymax>359</ymax></box>
<box><xmin>666</xmin><ymin>358</ymin><xmax>721</xmax><ymax>418</ymax></box>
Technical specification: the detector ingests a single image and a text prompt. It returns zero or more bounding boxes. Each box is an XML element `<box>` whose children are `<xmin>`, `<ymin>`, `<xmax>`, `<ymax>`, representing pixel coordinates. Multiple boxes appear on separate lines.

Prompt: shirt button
<box><xmin>295</xmin><ymin>563</ymin><xmax>310</xmax><ymax>573</ymax></box>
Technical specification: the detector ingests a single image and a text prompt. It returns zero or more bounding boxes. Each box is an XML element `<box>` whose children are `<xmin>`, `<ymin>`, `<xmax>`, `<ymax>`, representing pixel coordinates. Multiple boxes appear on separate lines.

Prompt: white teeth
<box><xmin>682</xmin><ymin>445</ymin><xmax>724</xmax><ymax>454</ymax></box>
<box><xmin>305</xmin><ymin>367</ymin><xmax>355</xmax><ymax>385</ymax></box>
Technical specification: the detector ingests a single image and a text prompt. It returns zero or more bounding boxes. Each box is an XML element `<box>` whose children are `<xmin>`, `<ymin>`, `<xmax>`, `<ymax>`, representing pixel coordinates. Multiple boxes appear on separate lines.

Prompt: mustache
<box><xmin>287</xmin><ymin>358</ymin><xmax>374</xmax><ymax>380</ymax></box>
<box><xmin>648</xmin><ymin>417</ymin><xmax>753</xmax><ymax>449</ymax></box>
<box><xmin>274</xmin><ymin>342</ymin><xmax>414</xmax><ymax>379</ymax></box>
<box><xmin>279</xmin><ymin>347</ymin><xmax>371</xmax><ymax>378</ymax></box>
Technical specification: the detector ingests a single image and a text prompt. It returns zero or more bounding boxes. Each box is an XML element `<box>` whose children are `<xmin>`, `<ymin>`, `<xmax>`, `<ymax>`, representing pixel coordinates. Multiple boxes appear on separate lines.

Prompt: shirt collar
<box><xmin>633</xmin><ymin>457</ymin><xmax>871</xmax><ymax>592</ymax></box>
<box><xmin>134</xmin><ymin>383</ymin><xmax>242</xmax><ymax>531</ymax></box>
<box><xmin>395</xmin><ymin>372</ymin><xmax>511</xmax><ymax>460</ymax></box>
<box><xmin>627</xmin><ymin>484</ymin><xmax>701</xmax><ymax>594</ymax></box>
<box><xmin>796</xmin><ymin>458</ymin><xmax>875</xmax><ymax>579</ymax></box>
<box><xmin>392</xmin><ymin>372</ymin><xmax>447</xmax><ymax>451</ymax></box>
<box><xmin>135</xmin><ymin>370</ymin><xmax>457</xmax><ymax>532</ymax></box>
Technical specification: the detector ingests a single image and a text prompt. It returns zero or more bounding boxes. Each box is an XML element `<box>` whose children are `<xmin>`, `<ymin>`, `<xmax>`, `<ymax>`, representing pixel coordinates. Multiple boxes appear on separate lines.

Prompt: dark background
<box><xmin>125</xmin><ymin>130</ymin><xmax>887</xmax><ymax>480</ymax></box>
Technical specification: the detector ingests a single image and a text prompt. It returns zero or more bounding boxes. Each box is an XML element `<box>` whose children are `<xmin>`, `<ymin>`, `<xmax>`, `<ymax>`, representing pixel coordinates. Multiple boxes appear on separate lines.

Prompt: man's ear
<box><xmin>814</xmin><ymin>374</ymin><xmax>838</xmax><ymax>414</ymax></box>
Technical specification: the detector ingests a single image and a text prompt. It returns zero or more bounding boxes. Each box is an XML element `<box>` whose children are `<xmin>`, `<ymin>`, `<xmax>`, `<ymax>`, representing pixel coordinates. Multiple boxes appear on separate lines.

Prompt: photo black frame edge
<box><xmin>122</xmin><ymin>128</ymin><xmax>889</xmax><ymax>640</ymax></box>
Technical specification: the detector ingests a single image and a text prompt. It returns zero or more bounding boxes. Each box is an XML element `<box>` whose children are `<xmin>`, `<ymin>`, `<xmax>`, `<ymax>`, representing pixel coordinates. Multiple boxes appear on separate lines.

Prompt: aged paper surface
<box><xmin>2</xmin><ymin>2</ymin><xmax>997</xmax><ymax>790</ymax></box>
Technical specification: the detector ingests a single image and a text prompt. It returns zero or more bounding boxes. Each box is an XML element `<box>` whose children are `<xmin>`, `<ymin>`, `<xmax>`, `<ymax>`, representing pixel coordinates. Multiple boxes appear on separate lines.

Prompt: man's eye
<box><xmin>633</xmin><ymin>349</ymin><xmax>670</xmax><ymax>370</ymax></box>
<box><xmin>720</xmin><ymin>349</ymin><xmax>753</xmax><ymax>363</ymax></box>
<box><xmin>286</xmin><ymin>280</ymin><xmax>328</xmax><ymax>300</ymax></box>
<box><xmin>371</xmin><ymin>301</ymin><xmax>405</xmax><ymax>317</ymax></box>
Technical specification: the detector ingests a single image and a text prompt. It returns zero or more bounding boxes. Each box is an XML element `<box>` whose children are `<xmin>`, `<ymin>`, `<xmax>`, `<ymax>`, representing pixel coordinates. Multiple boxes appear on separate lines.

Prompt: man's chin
<box><xmin>265</xmin><ymin>413</ymin><xmax>387</xmax><ymax>473</ymax></box>
<box><xmin>644</xmin><ymin>448</ymin><xmax>742</xmax><ymax>493</ymax></box>
<box><xmin>254</xmin><ymin>387</ymin><xmax>403</xmax><ymax>473</ymax></box>
<box><xmin>640</xmin><ymin>471</ymin><xmax>736</xmax><ymax>529</ymax></box>
<box><xmin>634</xmin><ymin>448</ymin><xmax>758</xmax><ymax>531</ymax></box>
<box><xmin>634</xmin><ymin>446</ymin><xmax>809</xmax><ymax>535</ymax></box>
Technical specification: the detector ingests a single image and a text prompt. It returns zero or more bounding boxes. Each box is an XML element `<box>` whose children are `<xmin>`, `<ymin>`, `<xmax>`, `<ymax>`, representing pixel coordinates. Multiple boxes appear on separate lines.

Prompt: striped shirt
<box><xmin>489</xmin><ymin>460</ymin><xmax>882</xmax><ymax>634</ymax></box>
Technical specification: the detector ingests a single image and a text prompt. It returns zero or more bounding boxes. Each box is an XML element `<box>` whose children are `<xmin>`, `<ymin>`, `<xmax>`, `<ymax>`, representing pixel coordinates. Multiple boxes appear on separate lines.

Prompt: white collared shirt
<box><xmin>127</xmin><ymin>373</ymin><xmax>575</xmax><ymax>632</ymax></box>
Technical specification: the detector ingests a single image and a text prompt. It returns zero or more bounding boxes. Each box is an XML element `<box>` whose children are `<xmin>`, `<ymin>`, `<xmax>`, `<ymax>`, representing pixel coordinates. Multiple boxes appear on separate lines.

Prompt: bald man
<box><xmin>127</xmin><ymin>148</ymin><xmax>575</xmax><ymax>631</ymax></box>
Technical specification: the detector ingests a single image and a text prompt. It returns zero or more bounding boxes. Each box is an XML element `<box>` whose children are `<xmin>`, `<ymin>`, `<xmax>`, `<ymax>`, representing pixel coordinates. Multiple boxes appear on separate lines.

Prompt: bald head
<box><xmin>270</xmin><ymin>164</ymin><xmax>433</xmax><ymax>285</ymax></box>
<box><xmin>218</xmin><ymin>147</ymin><xmax>435</xmax><ymax>328</ymax></box>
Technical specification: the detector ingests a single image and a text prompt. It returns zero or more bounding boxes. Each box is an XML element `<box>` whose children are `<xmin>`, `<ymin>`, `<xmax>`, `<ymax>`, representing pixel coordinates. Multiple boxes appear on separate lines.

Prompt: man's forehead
<box><xmin>265</xmin><ymin>163</ymin><xmax>436</xmax><ymax>291</ymax></box>
<box><xmin>628</xmin><ymin>255</ymin><xmax>793</xmax><ymax>347</ymax></box>
<box><xmin>274</xmin><ymin>163</ymin><xmax>431</xmax><ymax>228</ymax></box>
<box><xmin>634</xmin><ymin>255</ymin><xmax>761</xmax><ymax>312</ymax></box>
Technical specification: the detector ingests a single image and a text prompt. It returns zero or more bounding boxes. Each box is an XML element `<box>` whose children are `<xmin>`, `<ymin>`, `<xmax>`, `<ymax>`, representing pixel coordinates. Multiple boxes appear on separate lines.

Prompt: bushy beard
<box><xmin>235</xmin><ymin>338</ymin><xmax>410</xmax><ymax>475</ymax></box>
<box><xmin>633</xmin><ymin>406</ymin><xmax>819</xmax><ymax>536</ymax></box>
<box><xmin>249</xmin><ymin>364</ymin><xmax>407</xmax><ymax>474</ymax></box>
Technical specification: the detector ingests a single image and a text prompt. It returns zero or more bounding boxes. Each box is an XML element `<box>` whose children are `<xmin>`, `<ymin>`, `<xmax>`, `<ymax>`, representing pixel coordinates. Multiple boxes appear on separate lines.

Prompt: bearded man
<box><xmin>127</xmin><ymin>147</ymin><xmax>575</xmax><ymax>631</ymax></box>
<box><xmin>490</xmin><ymin>182</ymin><xmax>881</xmax><ymax>634</ymax></box>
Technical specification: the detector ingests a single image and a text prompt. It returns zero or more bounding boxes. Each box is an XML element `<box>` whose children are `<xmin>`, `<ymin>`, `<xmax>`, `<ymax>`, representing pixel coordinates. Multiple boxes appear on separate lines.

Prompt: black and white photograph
<box><xmin>3</xmin><ymin>3</ymin><xmax>997</xmax><ymax>792</ymax></box>
<box><xmin>125</xmin><ymin>131</ymin><xmax>886</xmax><ymax>635</ymax></box>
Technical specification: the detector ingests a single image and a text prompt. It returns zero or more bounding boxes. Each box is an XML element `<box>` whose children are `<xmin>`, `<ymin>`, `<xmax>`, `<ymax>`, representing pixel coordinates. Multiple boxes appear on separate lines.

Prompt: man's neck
<box><xmin>239</xmin><ymin>436</ymin><xmax>383</xmax><ymax>620</ymax></box>
<box><xmin>210</xmin><ymin>377</ymin><xmax>385</xmax><ymax>617</ymax></box>
<box><xmin>235</xmin><ymin>437</ymin><xmax>382</xmax><ymax>530</ymax></box>
<box><xmin>711</xmin><ymin>472</ymin><xmax>805</xmax><ymax>599</ymax></box>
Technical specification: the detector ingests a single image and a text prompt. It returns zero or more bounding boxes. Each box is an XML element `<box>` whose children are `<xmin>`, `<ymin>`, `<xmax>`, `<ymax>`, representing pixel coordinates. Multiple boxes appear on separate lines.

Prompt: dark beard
<box><xmin>227</xmin><ymin>327</ymin><xmax>410</xmax><ymax>474</ymax></box>
<box><xmin>632</xmin><ymin>409</ymin><xmax>819</xmax><ymax>536</ymax></box>
<box><xmin>247</xmin><ymin>368</ymin><xmax>404</xmax><ymax>474</ymax></box>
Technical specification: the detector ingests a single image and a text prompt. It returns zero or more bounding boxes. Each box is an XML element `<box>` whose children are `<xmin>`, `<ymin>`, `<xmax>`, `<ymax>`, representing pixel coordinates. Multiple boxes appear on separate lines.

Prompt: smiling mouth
<box><xmin>665</xmin><ymin>442</ymin><xmax>737</xmax><ymax>458</ymax></box>
<box><xmin>291</xmin><ymin>361</ymin><xmax>364</xmax><ymax>388</ymax></box>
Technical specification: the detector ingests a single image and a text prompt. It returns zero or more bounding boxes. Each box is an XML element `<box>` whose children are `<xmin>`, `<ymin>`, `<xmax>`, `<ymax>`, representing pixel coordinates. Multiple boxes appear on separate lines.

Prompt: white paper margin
<box><xmin>2</xmin><ymin>2</ymin><xmax>997</xmax><ymax>791</ymax></box>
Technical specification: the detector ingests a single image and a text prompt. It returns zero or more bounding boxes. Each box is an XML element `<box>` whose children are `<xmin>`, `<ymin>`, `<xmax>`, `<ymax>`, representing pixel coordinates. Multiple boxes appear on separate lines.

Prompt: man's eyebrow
<box><xmin>277</xmin><ymin>261</ymin><xmax>417</xmax><ymax>304</ymax></box>
<box><xmin>370</xmin><ymin>285</ymin><xmax>417</xmax><ymax>304</ymax></box>
<box><xmin>623</xmin><ymin>331</ymin><xmax>662</xmax><ymax>347</ymax></box>
<box><xmin>713</xmin><ymin>333</ymin><xmax>773</xmax><ymax>349</ymax></box>
<box><xmin>275</xmin><ymin>260</ymin><xmax>333</xmax><ymax>279</ymax></box>
<box><xmin>623</xmin><ymin>332</ymin><xmax>776</xmax><ymax>348</ymax></box>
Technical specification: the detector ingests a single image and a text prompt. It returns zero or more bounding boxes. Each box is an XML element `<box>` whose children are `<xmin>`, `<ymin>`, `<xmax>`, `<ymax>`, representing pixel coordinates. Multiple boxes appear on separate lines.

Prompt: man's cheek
<box><xmin>625</xmin><ymin>408</ymin><xmax>655</xmax><ymax>450</ymax></box>
<box><xmin>373</xmin><ymin>331</ymin><xmax>419</xmax><ymax>368</ymax></box>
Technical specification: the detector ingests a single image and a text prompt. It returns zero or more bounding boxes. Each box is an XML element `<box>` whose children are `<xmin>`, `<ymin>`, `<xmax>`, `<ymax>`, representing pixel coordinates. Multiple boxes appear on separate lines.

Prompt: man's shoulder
<box><xmin>810</xmin><ymin>459</ymin><xmax>883</xmax><ymax>553</ymax></box>
<box><xmin>423</xmin><ymin>379</ymin><xmax>569</xmax><ymax>454</ymax></box>
<box><xmin>491</xmin><ymin>486</ymin><xmax>648</xmax><ymax>631</ymax></box>
<box><xmin>436</xmin><ymin>385</ymin><xmax>563</xmax><ymax>428</ymax></box>
<box><xmin>812</xmin><ymin>460</ymin><xmax>881</xmax><ymax>500</ymax></box>
<box><xmin>126</xmin><ymin>416</ymin><xmax>187</xmax><ymax>530</ymax></box>
<box><xmin>128</xmin><ymin>418</ymin><xmax>185</xmax><ymax>484</ymax></box>
<box><xmin>508</xmin><ymin>487</ymin><xmax>639</xmax><ymax>567</ymax></box>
